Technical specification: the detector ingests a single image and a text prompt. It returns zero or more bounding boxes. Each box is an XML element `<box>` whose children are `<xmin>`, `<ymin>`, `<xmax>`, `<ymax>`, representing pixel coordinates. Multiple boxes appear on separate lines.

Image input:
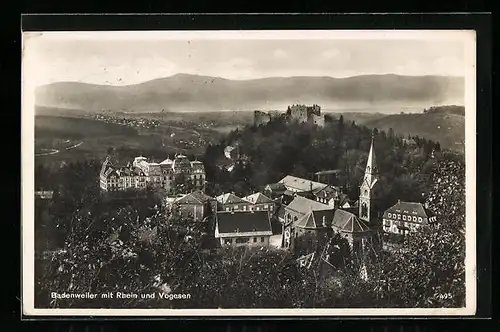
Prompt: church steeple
<box><xmin>365</xmin><ymin>132</ymin><xmax>378</xmax><ymax>176</ymax></box>
<box><xmin>359</xmin><ymin>130</ymin><xmax>381</xmax><ymax>225</ymax></box>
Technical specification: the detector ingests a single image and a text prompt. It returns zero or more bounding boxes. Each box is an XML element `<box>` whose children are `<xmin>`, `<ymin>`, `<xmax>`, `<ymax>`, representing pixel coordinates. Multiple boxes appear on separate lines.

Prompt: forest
<box><xmin>33</xmin><ymin>115</ymin><xmax>465</xmax><ymax>309</ymax></box>
<box><xmin>203</xmin><ymin>115</ymin><xmax>445</xmax><ymax>213</ymax></box>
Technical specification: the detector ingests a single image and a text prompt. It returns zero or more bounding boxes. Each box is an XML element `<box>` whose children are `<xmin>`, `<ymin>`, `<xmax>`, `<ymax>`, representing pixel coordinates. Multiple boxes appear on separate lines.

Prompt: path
<box><xmin>35</xmin><ymin>141</ymin><xmax>83</xmax><ymax>157</ymax></box>
<box><xmin>35</xmin><ymin>148</ymin><xmax>60</xmax><ymax>157</ymax></box>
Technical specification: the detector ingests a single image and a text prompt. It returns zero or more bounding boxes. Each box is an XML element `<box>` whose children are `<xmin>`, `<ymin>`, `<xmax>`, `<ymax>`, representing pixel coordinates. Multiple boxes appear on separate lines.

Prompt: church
<box><xmin>280</xmin><ymin>132</ymin><xmax>383</xmax><ymax>255</ymax></box>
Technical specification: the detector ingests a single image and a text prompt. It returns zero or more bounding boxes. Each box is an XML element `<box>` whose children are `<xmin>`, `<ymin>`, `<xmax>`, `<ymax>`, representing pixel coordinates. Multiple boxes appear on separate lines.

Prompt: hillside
<box><xmin>35</xmin><ymin>115</ymin><xmax>139</xmax><ymax>139</ymax></box>
<box><xmin>35</xmin><ymin>73</ymin><xmax>464</xmax><ymax>113</ymax></box>
<box><xmin>362</xmin><ymin>107</ymin><xmax>465</xmax><ymax>152</ymax></box>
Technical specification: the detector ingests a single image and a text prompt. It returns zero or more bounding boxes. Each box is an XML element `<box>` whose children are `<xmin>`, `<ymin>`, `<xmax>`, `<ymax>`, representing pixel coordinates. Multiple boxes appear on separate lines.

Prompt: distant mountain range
<box><xmin>35</xmin><ymin>73</ymin><xmax>464</xmax><ymax>113</ymax></box>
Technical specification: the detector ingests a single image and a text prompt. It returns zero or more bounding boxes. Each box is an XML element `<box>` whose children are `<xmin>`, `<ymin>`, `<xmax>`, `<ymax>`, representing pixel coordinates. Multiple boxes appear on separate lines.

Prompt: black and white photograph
<box><xmin>22</xmin><ymin>29</ymin><xmax>476</xmax><ymax>316</ymax></box>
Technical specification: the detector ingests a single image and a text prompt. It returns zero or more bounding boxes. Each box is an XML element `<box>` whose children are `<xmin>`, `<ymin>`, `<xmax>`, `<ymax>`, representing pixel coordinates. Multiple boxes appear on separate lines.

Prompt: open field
<box><xmin>34</xmin><ymin>114</ymin><xmax>223</xmax><ymax>166</ymax></box>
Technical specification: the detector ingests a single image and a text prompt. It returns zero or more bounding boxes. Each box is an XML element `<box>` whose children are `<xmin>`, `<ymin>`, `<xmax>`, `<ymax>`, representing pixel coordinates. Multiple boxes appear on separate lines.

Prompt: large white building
<box><xmin>100</xmin><ymin>154</ymin><xmax>206</xmax><ymax>193</ymax></box>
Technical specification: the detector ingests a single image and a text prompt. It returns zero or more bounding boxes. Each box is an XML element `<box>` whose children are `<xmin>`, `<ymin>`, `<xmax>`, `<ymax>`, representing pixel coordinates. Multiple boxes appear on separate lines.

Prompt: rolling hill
<box><xmin>360</xmin><ymin>106</ymin><xmax>465</xmax><ymax>151</ymax></box>
<box><xmin>35</xmin><ymin>73</ymin><xmax>464</xmax><ymax>113</ymax></box>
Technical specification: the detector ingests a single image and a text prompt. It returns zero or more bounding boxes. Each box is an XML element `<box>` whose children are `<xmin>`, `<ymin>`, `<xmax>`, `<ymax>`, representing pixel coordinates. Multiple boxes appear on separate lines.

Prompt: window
<box><xmin>243</xmin><ymin>206</ymin><xmax>247</xmax><ymax>211</ymax></box>
<box><xmin>235</xmin><ymin>237</ymin><xmax>249</xmax><ymax>244</ymax></box>
<box><xmin>402</xmin><ymin>215</ymin><xmax>406</xmax><ymax>221</ymax></box>
<box><xmin>361</xmin><ymin>203</ymin><xmax>368</xmax><ymax>218</ymax></box>
<box><xmin>294</xmin><ymin>216</ymin><xmax>298</xmax><ymax>222</ymax></box>
<box><xmin>263</xmin><ymin>205</ymin><xmax>268</xmax><ymax>210</ymax></box>
<box><xmin>225</xmin><ymin>207</ymin><xmax>230</xmax><ymax>211</ymax></box>
<box><xmin>413</xmin><ymin>216</ymin><xmax>417</xmax><ymax>222</ymax></box>
<box><xmin>256</xmin><ymin>207</ymin><xmax>260</xmax><ymax>211</ymax></box>
<box><xmin>261</xmin><ymin>237</ymin><xmax>264</xmax><ymax>242</ymax></box>
<box><xmin>418</xmin><ymin>217</ymin><xmax>423</xmax><ymax>223</ymax></box>
<box><xmin>270</xmin><ymin>205</ymin><xmax>273</xmax><ymax>211</ymax></box>
<box><xmin>253</xmin><ymin>237</ymin><xmax>257</xmax><ymax>243</ymax></box>
<box><xmin>388</xmin><ymin>213</ymin><xmax>392</xmax><ymax>218</ymax></box>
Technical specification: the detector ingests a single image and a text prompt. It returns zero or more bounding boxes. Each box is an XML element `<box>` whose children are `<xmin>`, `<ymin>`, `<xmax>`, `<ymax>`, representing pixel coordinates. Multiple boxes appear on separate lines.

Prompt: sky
<box><xmin>23</xmin><ymin>31</ymin><xmax>471</xmax><ymax>87</ymax></box>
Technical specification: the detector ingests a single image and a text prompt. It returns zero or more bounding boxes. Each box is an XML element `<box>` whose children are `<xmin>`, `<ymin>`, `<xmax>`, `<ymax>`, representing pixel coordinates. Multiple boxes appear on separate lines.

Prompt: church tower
<box><xmin>359</xmin><ymin>132</ymin><xmax>382</xmax><ymax>225</ymax></box>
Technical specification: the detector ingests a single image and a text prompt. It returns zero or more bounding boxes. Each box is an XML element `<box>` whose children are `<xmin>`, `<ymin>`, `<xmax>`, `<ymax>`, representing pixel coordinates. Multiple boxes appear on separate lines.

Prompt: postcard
<box><xmin>22</xmin><ymin>29</ymin><xmax>476</xmax><ymax>316</ymax></box>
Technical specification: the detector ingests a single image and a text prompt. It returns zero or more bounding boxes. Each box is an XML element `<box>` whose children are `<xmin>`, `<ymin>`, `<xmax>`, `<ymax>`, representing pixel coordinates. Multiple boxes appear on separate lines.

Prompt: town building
<box><xmin>281</xmin><ymin>196</ymin><xmax>334</xmax><ymax>249</ymax></box>
<box><xmin>330</xmin><ymin>209</ymin><xmax>373</xmax><ymax>253</ymax></box>
<box><xmin>278</xmin><ymin>175</ymin><xmax>328</xmax><ymax>194</ymax></box>
<box><xmin>215</xmin><ymin>210</ymin><xmax>273</xmax><ymax>247</ymax></box>
<box><xmin>263</xmin><ymin>182</ymin><xmax>287</xmax><ymax>199</ymax></box>
<box><xmin>99</xmin><ymin>154</ymin><xmax>206</xmax><ymax>193</ymax></box>
<box><xmin>382</xmin><ymin>200</ymin><xmax>437</xmax><ymax>251</ymax></box>
<box><xmin>215</xmin><ymin>193</ymin><xmax>252</xmax><ymax>212</ymax></box>
<box><xmin>311</xmin><ymin>185</ymin><xmax>350</xmax><ymax>208</ymax></box>
<box><xmin>170</xmin><ymin>190</ymin><xmax>217</xmax><ymax>221</ymax></box>
<box><xmin>242</xmin><ymin>192</ymin><xmax>275</xmax><ymax>213</ymax></box>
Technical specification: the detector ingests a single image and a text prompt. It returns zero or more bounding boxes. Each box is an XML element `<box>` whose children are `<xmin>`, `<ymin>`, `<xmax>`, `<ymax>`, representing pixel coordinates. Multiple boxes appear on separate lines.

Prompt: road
<box><xmin>35</xmin><ymin>148</ymin><xmax>60</xmax><ymax>157</ymax></box>
<box><xmin>35</xmin><ymin>141</ymin><xmax>83</xmax><ymax>157</ymax></box>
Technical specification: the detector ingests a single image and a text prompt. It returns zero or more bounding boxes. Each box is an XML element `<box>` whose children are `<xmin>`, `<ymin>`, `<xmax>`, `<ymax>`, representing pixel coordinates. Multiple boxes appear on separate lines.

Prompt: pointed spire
<box><xmin>365</xmin><ymin>132</ymin><xmax>378</xmax><ymax>175</ymax></box>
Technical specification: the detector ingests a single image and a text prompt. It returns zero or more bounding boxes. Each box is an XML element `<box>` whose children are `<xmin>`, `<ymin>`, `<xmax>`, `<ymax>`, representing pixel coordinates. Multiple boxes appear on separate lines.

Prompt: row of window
<box><xmin>224</xmin><ymin>204</ymin><xmax>273</xmax><ymax>212</ymax></box>
<box><xmin>387</xmin><ymin>212</ymin><xmax>423</xmax><ymax>223</ymax></box>
<box><xmin>224</xmin><ymin>237</ymin><xmax>266</xmax><ymax>244</ymax></box>
<box><xmin>383</xmin><ymin>219</ymin><xmax>420</xmax><ymax>233</ymax></box>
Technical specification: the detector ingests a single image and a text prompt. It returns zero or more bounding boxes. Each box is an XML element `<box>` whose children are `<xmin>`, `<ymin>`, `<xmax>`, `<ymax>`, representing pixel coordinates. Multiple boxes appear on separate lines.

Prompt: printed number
<box><xmin>436</xmin><ymin>293</ymin><xmax>452</xmax><ymax>300</ymax></box>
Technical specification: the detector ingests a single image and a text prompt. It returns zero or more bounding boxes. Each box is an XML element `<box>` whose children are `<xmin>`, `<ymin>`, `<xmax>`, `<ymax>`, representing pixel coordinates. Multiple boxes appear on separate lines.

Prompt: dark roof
<box><xmin>312</xmin><ymin>185</ymin><xmax>340</xmax><ymax>199</ymax></box>
<box><xmin>384</xmin><ymin>201</ymin><xmax>433</xmax><ymax>219</ymax></box>
<box><xmin>331</xmin><ymin>209</ymin><xmax>370</xmax><ymax>233</ymax></box>
<box><xmin>216</xmin><ymin>210</ymin><xmax>272</xmax><ymax>235</ymax></box>
<box><xmin>265</xmin><ymin>183</ymin><xmax>287</xmax><ymax>191</ymax></box>
<box><xmin>276</xmin><ymin>205</ymin><xmax>286</xmax><ymax>219</ymax></box>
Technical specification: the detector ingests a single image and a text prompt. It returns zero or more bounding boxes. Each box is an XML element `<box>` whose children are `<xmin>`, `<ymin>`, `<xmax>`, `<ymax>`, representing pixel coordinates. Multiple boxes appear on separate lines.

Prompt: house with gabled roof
<box><xmin>382</xmin><ymin>200</ymin><xmax>437</xmax><ymax>251</ymax></box>
<box><xmin>331</xmin><ymin>209</ymin><xmax>373</xmax><ymax>252</ymax></box>
<box><xmin>242</xmin><ymin>192</ymin><xmax>275</xmax><ymax>213</ymax></box>
<box><xmin>171</xmin><ymin>190</ymin><xmax>217</xmax><ymax>221</ymax></box>
<box><xmin>215</xmin><ymin>210</ymin><xmax>273</xmax><ymax>247</ymax></box>
<box><xmin>216</xmin><ymin>193</ymin><xmax>252</xmax><ymax>212</ymax></box>
<box><xmin>282</xmin><ymin>196</ymin><xmax>334</xmax><ymax>249</ymax></box>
